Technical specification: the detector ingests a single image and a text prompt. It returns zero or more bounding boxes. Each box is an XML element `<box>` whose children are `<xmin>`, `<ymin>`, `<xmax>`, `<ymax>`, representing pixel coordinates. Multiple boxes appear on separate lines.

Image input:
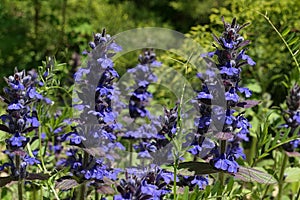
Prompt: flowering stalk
<box><xmin>58</xmin><ymin>29</ymin><xmax>123</xmax><ymax>199</ymax></box>
<box><xmin>0</xmin><ymin>68</ymin><xmax>51</xmax><ymax>198</ymax></box>
<box><xmin>179</xmin><ymin>17</ymin><xmax>258</xmax><ymax>192</ymax></box>
<box><xmin>278</xmin><ymin>84</ymin><xmax>300</xmax><ymax>199</ymax></box>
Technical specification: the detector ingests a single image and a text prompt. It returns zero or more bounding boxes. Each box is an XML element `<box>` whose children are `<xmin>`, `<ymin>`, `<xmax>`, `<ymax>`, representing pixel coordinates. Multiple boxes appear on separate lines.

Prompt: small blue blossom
<box><xmin>225</xmin><ymin>87</ymin><xmax>239</xmax><ymax>102</ymax></box>
<box><xmin>191</xmin><ymin>175</ymin><xmax>209</xmax><ymax>189</ymax></box>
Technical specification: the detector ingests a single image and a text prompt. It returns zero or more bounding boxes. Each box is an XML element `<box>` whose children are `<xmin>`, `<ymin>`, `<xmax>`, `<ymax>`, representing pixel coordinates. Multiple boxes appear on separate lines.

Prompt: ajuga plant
<box><xmin>114</xmin><ymin>165</ymin><xmax>175</xmax><ymax>200</ymax></box>
<box><xmin>178</xmin><ymin>17</ymin><xmax>276</xmax><ymax>192</ymax></box>
<box><xmin>123</xmin><ymin>50</ymin><xmax>178</xmax><ymax>162</ymax></box>
<box><xmin>0</xmin><ymin>68</ymin><xmax>51</xmax><ymax>199</ymax></box>
<box><xmin>56</xmin><ymin>29</ymin><xmax>125</xmax><ymax>199</ymax></box>
<box><xmin>112</xmin><ymin>49</ymin><xmax>179</xmax><ymax>199</ymax></box>
<box><xmin>281</xmin><ymin>84</ymin><xmax>300</xmax><ymax>153</ymax></box>
<box><xmin>276</xmin><ymin>83</ymin><xmax>300</xmax><ymax>198</ymax></box>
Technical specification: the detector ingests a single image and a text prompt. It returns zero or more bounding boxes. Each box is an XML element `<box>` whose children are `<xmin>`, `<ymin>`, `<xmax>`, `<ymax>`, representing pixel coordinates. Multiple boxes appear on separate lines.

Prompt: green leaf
<box><xmin>182</xmin><ymin>186</ymin><xmax>189</xmax><ymax>200</ymax></box>
<box><xmin>55</xmin><ymin>178</ymin><xmax>78</xmax><ymax>190</ymax></box>
<box><xmin>284</xmin><ymin>167</ymin><xmax>300</xmax><ymax>182</ymax></box>
<box><xmin>178</xmin><ymin>161</ymin><xmax>219</xmax><ymax>175</ymax></box>
<box><xmin>0</xmin><ymin>130</ymin><xmax>10</xmax><ymax>142</ymax></box>
<box><xmin>246</xmin><ymin>82</ymin><xmax>262</xmax><ymax>93</ymax></box>
<box><xmin>286</xmin><ymin>32</ymin><xmax>296</xmax><ymax>43</ymax></box>
<box><xmin>288</xmin><ymin>37</ymin><xmax>299</xmax><ymax>46</ymax></box>
<box><xmin>235</xmin><ymin>166</ymin><xmax>277</xmax><ymax>184</ymax></box>
<box><xmin>281</xmin><ymin>27</ymin><xmax>290</xmax><ymax>37</ymax></box>
<box><xmin>227</xmin><ymin>177</ymin><xmax>234</xmax><ymax>191</ymax></box>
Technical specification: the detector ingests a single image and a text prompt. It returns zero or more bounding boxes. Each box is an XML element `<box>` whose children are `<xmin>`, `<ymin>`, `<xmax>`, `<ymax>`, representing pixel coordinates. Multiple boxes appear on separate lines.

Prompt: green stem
<box><xmin>129</xmin><ymin>140</ymin><xmax>133</xmax><ymax>166</ymax></box>
<box><xmin>258</xmin><ymin>12</ymin><xmax>300</xmax><ymax>70</ymax></box>
<box><xmin>295</xmin><ymin>184</ymin><xmax>300</xmax><ymax>200</ymax></box>
<box><xmin>173</xmin><ymin>158</ymin><xmax>178</xmax><ymax>200</ymax></box>
<box><xmin>217</xmin><ymin>140</ymin><xmax>227</xmax><ymax>200</ymax></box>
<box><xmin>39</xmin><ymin>128</ymin><xmax>47</xmax><ymax>172</ymax></box>
<box><xmin>249</xmin><ymin>135</ymin><xmax>257</xmax><ymax>167</ymax></box>
<box><xmin>278</xmin><ymin>153</ymin><xmax>288</xmax><ymax>200</ymax></box>
<box><xmin>79</xmin><ymin>151</ymin><xmax>89</xmax><ymax>200</ymax></box>
<box><xmin>32</xmin><ymin>184</ymin><xmax>38</xmax><ymax>200</ymax></box>
<box><xmin>16</xmin><ymin>155</ymin><xmax>23</xmax><ymax>200</ymax></box>
<box><xmin>217</xmin><ymin>172</ymin><xmax>224</xmax><ymax>200</ymax></box>
<box><xmin>262</xmin><ymin>184</ymin><xmax>271</xmax><ymax>199</ymax></box>
<box><xmin>95</xmin><ymin>188</ymin><xmax>99</xmax><ymax>200</ymax></box>
<box><xmin>46</xmin><ymin>86</ymin><xmax>72</xmax><ymax>98</ymax></box>
<box><xmin>49</xmin><ymin>183</ymin><xmax>60</xmax><ymax>200</ymax></box>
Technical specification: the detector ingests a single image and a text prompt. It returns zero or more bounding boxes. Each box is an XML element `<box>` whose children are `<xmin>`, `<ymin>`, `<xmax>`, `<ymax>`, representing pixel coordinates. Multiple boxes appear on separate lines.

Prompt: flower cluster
<box><xmin>127</xmin><ymin>49</ymin><xmax>161</xmax><ymax>118</ymax></box>
<box><xmin>114</xmin><ymin>165</ymin><xmax>174</xmax><ymax>200</ymax></box>
<box><xmin>133</xmin><ymin>105</ymin><xmax>178</xmax><ymax>161</ymax></box>
<box><xmin>60</xmin><ymin>29</ymin><xmax>125</xmax><ymax>185</ymax></box>
<box><xmin>123</xmin><ymin>50</ymin><xmax>180</xmax><ymax>163</ymax></box>
<box><xmin>191</xmin><ymin>17</ymin><xmax>256</xmax><ymax>174</ymax></box>
<box><xmin>0</xmin><ymin>68</ymin><xmax>50</xmax><ymax>179</ymax></box>
<box><xmin>282</xmin><ymin>84</ymin><xmax>300</xmax><ymax>152</ymax></box>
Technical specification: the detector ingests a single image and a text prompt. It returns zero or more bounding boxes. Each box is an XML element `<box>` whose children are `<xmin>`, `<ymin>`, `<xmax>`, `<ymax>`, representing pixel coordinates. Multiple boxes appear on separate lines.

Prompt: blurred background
<box><xmin>0</xmin><ymin>0</ymin><xmax>299</xmax><ymax>106</ymax></box>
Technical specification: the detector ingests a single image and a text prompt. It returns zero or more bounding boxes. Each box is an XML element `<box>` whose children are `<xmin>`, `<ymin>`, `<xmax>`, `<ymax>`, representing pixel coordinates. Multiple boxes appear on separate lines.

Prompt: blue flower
<box><xmin>237</xmin><ymin>49</ymin><xmax>256</xmax><ymax>66</ymax></box>
<box><xmin>97</xmin><ymin>57</ymin><xmax>114</xmax><ymax>69</ymax></box>
<box><xmin>225</xmin><ymin>87</ymin><xmax>239</xmax><ymax>102</ymax></box>
<box><xmin>197</xmin><ymin>85</ymin><xmax>213</xmax><ymax>100</ymax></box>
<box><xmin>238</xmin><ymin>87</ymin><xmax>252</xmax><ymax>98</ymax></box>
<box><xmin>8</xmin><ymin>133</ymin><xmax>29</xmax><ymax>148</ymax></box>
<box><xmin>8</xmin><ymin>103</ymin><xmax>23</xmax><ymax>111</ymax></box>
<box><xmin>293</xmin><ymin>112</ymin><xmax>300</xmax><ymax>124</ymax></box>
<box><xmin>282</xmin><ymin>84</ymin><xmax>300</xmax><ymax>152</ymax></box>
<box><xmin>191</xmin><ymin>175</ymin><xmax>209</xmax><ymax>189</ymax></box>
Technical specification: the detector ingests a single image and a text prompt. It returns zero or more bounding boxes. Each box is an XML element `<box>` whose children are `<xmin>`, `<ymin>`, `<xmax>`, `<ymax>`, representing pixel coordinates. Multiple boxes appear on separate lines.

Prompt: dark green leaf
<box><xmin>236</xmin><ymin>100</ymin><xmax>260</xmax><ymax>108</ymax></box>
<box><xmin>0</xmin><ymin>176</ymin><xmax>15</xmax><ymax>187</ymax></box>
<box><xmin>0</xmin><ymin>124</ymin><xmax>11</xmax><ymax>133</ymax></box>
<box><xmin>178</xmin><ymin>161</ymin><xmax>219</xmax><ymax>175</ymax></box>
<box><xmin>26</xmin><ymin>173</ymin><xmax>50</xmax><ymax>180</ymax></box>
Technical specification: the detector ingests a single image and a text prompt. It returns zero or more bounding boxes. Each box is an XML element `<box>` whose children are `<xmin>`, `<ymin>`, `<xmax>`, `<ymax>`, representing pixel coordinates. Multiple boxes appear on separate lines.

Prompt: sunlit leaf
<box><xmin>281</xmin><ymin>27</ymin><xmax>290</xmax><ymax>37</ymax></box>
<box><xmin>56</xmin><ymin>178</ymin><xmax>79</xmax><ymax>190</ymax></box>
<box><xmin>97</xmin><ymin>185</ymin><xmax>115</xmax><ymax>194</ymax></box>
<box><xmin>284</xmin><ymin>167</ymin><xmax>300</xmax><ymax>182</ymax></box>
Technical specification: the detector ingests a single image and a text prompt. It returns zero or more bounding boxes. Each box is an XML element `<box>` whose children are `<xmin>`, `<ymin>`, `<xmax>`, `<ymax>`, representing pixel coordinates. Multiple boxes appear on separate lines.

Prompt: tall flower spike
<box><xmin>128</xmin><ymin>49</ymin><xmax>161</xmax><ymax>119</ymax></box>
<box><xmin>191</xmin><ymin>17</ymin><xmax>256</xmax><ymax>175</ymax></box>
<box><xmin>114</xmin><ymin>165</ymin><xmax>173</xmax><ymax>199</ymax></box>
<box><xmin>0</xmin><ymin>68</ymin><xmax>50</xmax><ymax>185</ymax></box>
<box><xmin>282</xmin><ymin>84</ymin><xmax>300</xmax><ymax>152</ymax></box>
<box><xmin>62</xmin><ymin>29</ymin><xmax>124</xmax><ymax>185</ymax></box>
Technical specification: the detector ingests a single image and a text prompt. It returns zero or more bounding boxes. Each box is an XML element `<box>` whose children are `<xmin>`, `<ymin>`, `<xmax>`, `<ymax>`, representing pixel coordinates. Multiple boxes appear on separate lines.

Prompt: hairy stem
<box><xmin>95</xmin><ymin>188</ymin><xmax>99</xmax><ymax>200</ymax></box>
<box><xmin>217</xmin><ymin>140</ymin><xmax>227</xmax><ymax>200</ymax></box>
<box><xmin>16</xmin><ymin>155</ymin><xmax>23</xmax><ymax>200</ymax></box>
<box><xmin>278</xmin><ymin>153</ymin><xmax>288</xmax><ymax>200</ymax></box>
<box><xmin>79</xmin><ymin>151</ymin><xmax>89</xmax><ymax>200</ymax></box>
<box><xmin>173</xmin><ymin>158</ymin><xmax>178</xmax><ymax>200</ymax></box>
<box><xmin>259</xmin><ymin>12</ymin><xmax>299</xmax><ymax>71</ymax></box>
